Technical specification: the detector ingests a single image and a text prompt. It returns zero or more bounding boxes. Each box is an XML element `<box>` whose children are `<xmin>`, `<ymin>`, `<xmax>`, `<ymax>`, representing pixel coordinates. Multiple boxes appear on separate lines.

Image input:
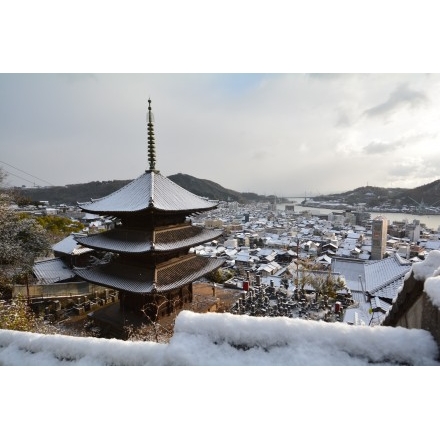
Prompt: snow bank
<box><xmin>1</xmin><ymin>311</ymin><xmax>438</xmax><ymax>366</ymax></box>
<box><xmin>411</xmin><ymin>250</ymin><xmax>440</xmax><ymax>308</ymax></box>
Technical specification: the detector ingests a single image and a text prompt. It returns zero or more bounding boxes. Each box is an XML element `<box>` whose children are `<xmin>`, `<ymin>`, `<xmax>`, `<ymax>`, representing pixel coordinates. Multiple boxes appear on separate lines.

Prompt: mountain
<box><xmin>314</xmin><ymin>179</ymin><xmax>440</xmax><ymax>207</ymax></box>
<box><xmin>167</xmin><ymin>173</ymin><xmax>268</xmax><ymax>203</ymax></box>
<box><xmin>13</xmin><ymin>174</ymin><xmax>440</xmax><ymax>209</ymax></box>
<box><xmin>14</xmin><ymin>174</ymin><xmax>273</xmax><ymax>206</ymax></box>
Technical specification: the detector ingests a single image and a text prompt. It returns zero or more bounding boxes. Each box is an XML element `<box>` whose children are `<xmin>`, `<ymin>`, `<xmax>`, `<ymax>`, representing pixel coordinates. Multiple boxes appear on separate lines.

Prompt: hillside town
<box><xmin>2</xmin><ymin>97</ymin><xmax>440</xmax><ymax>345</ymax></box>
<box><xmin>11</xmin><ymin>194</ymin><xmax>440</xmax><ymax>335</ymax></box>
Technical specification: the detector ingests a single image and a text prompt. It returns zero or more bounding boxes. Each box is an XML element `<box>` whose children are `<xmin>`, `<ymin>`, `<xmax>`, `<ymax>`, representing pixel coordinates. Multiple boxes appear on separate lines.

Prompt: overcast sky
<box><xmin>2</xmin><ymin>73</ymin><xmax>440</xmax><ymax>197</ymax></box>
<box><xmin>2</xmin><ymin>2</ymin><xmax>440</xmax><ymax>198</ymax></box>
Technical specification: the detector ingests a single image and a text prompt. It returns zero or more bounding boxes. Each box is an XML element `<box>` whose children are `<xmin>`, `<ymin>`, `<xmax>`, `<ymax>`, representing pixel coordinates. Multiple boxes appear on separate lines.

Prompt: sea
<box><xmin>277</xmin><ymin>199</ymin><xmax>440</xmax><ymax>231</ymax></box>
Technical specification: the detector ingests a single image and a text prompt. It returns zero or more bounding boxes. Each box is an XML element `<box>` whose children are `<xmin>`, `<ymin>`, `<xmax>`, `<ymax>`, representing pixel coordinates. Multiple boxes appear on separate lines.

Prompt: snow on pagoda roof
<box><xmin>76</xmin><ymin>225</ymin><xmax>223</xmax><ymax>254</ymax></box>
<box><xmin>77</xmin><ymin>171</ymin><xmax>218</xmax><ymax>215</ymax></box>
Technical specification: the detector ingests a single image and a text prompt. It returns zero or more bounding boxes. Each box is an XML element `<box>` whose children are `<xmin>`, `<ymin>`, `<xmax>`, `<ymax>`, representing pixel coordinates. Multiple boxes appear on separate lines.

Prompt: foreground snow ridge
<box><xmin>0</xmin><ymin>311</ymin><xmax>438</xmax><ymax>366</ymax></box>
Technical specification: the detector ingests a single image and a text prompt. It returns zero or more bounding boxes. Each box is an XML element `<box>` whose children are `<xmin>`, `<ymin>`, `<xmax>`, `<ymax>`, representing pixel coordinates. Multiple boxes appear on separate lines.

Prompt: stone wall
<box><xmin>12</xmin><ymin>281</ymin><xmax>108</xmax><ymax>299</ymax></box>
<box><xmin>382</xmin><ymin>272</ymin><xmax>440</xmax><ymax>355</ymax></box>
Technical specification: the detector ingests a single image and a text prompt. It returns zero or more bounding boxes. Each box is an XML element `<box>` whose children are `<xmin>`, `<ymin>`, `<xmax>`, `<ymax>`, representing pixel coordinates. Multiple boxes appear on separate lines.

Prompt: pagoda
<box><xmin>73</xmin><ymin>99</ymin><xmax>225</xmax><ymax>321</ymax></box>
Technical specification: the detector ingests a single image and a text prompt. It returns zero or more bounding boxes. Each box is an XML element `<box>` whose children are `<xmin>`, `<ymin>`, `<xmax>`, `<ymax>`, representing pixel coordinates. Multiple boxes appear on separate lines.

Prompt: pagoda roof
<box><xmin>75</xmin><ymin>225</ymin><xmax>223</xmax><ymax>254</ymax></box>
<box><xmin>73</xmin><ymin>254</ymin><xmax>225</xmax><ymax>294</ymax></box>
<box><xmin>77</xmin><ymin>171</ymin><xmax>218</xmax><ymax>215</ymax></box>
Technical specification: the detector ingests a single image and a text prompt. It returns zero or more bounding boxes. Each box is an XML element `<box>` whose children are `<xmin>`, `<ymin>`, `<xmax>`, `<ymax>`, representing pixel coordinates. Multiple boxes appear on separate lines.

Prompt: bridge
<box><xmin>265</xmin><ymin>195</ymin><xmax>312</xmax><ymax>200</ymax></box>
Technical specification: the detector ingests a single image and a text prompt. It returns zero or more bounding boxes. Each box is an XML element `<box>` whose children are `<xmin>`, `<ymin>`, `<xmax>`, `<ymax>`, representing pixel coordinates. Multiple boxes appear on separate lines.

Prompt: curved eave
<box><xmin>75</xmin><ymin>228</ymin><xmax>223</xmax><ymax>255</ymax></box>
<box><xmin>156</xmin><ymin>229</ymin><xmax>223</xmax><ymax>253</ymax></box>
<box><xmin>73</xmin><ymin>256</ymin><xmax>226</xmax><ymax>294</ymax></box>
<box><xmin>78</xmin><ymin>206</ymin><xmax>216</xmax><ymax>217</ymax></box>
<box><xmin>76</xmin><ymin>231</ymin><xmax>153</xmax><ymax>254</ymax></box>
<box><xmin>77</xmin><ymin>171</ymin><xmax>218</xmax><ymax>215</ymax></box>
<box><xmin>156</xmin><ymin>256</ymin><xmax>225</xmax><ymax>293</ymax></box>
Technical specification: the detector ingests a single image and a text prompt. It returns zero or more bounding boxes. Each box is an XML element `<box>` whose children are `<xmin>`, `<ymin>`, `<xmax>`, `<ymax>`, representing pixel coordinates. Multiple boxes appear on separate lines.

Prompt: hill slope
<box><xmin>317</xmin><ymin>180</ymin><xmax>440</xmax><ymax>207</ymax></box>
<box><xmin>15</xmin><ymin>174</ymin><xmax>270</xmax><ymax>206</ymax></box>
<box><xmin>14</xmin><ymin>175</ymin><xmax>440</xmax><ymax>209</ymax></box>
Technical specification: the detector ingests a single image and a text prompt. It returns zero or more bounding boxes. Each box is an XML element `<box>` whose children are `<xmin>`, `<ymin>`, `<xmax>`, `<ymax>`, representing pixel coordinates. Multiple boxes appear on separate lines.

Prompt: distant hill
<box><xmin>15</xmin><ymin>180</ymin><xmax>133</xmax><ymax>206</ymax></box>
<box><xmin>14</xmin><ymin>173</ymin><xmax>273</xmax><ymax>206</ymax></box>
<box><xmin>167</xmin><ymin>173</ymin><xmax>268</xmax><ymax>204</ymax></box>
<box><xmin>314</xmin><ymin>179</ymin><xmax>440</xmax><ymax>207</ymax></box>
<box><xmin>14</xmin><ymin>174</ymin><xmax>440</xmax><ymax>209</ymax></box>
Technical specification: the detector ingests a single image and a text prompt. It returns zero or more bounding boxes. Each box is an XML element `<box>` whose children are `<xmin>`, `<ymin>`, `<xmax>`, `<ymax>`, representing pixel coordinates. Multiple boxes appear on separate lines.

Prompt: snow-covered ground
<box><xmin>3</xmin><ymin>251</ymin><xmax>440</xmax><ymax>439</ymax></box>
<box><xmin>1</xmin><ymin>310</ymin><xmax>438</xmax><ymax>366</ymax></box>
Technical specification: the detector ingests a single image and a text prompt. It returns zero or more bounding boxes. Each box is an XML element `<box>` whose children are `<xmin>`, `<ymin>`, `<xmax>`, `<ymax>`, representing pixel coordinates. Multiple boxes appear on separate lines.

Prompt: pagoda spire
<box><xmin>147</xmin><ymin>98</ymin><xmax>156</xmax><ymax>171</ymax></box>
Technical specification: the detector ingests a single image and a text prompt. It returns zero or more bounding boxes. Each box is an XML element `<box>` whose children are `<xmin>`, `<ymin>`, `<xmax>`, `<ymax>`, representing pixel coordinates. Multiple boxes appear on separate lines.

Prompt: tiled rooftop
<box><xmin>33</xmin><ymin>258</ymin><xmax>76</xmax><ymax>284</ymax></box>
<box><xmin>75</xmin><ymin>225</ymin><xmax>223</xmax><ymax>254</ymax></box>
<box><xmin>74</xmin><ymin>255</ymin><xmax>225</xmax><ymax>294</ymax></box>
<box><xmin>77</xmin><ymin>171</ymin><xmax>218</xmax><ymax>214</ymax></box>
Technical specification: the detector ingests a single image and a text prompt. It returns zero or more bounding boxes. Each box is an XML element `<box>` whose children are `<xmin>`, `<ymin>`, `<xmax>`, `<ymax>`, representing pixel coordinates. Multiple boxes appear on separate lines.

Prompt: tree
<box><xmin>293</xmin><ymin>257</ymin><xmax>346</xmax><ymax>300</ymax></box>
<box><xmin>205</xmin><ymin>267</ymin><xmax>234</xmax><ymax>284</ymax></box>
<box><xmin>28</xmin><ymin>213</ymin><xmax>83</xmax><ymax>243</ymax></box>
<box><xmin>0</xmin><ymin>294</ymin><xmax>42</xmax><ymax>331</ymax></box>
<box><xmin>308</xmin><ymin>269</ymin><xmax>347</xmax><ymax>300</ymax></box>
<box><xmin>0</xmin><ymin>176</ymin><xmax>51</xmax><ymax>298</ymax></box>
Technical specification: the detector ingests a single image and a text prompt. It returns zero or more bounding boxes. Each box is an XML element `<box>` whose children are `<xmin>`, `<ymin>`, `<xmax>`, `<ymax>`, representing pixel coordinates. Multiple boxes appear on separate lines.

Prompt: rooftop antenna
<box><xmin>147</xmin><ymin>98</ymin><xmax>157</xmax><ymax>172</ymax></box>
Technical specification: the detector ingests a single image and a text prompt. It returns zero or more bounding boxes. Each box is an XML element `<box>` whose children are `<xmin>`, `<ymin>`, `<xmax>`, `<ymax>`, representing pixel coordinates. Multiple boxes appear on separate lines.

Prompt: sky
<box><xmin>2</xmin><ymin>3</ymin><xmax>440</xmax><ymax>435</ymax></box>
<box><xmin>2</xmin><ymin>73</ymin><xmax>440</xmax><ymax>197</ymax></box>
<box><xmin>2</xmin><ymin>2</ymin><xmax>440</xmax><ymax>199</ymax></box>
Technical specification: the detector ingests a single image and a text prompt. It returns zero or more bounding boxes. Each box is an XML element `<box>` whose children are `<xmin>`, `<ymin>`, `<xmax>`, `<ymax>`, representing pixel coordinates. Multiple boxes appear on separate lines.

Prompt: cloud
<box><xmin>251</xmin><ymin>150</ymin><xmax>269</xmax><ymax>161</ymax></box>
<box><xmin>363</xmin><ymin>83</ymin><xmax>428</xmax><ymax>118</ymax></box>
<box><xmin>307</xmin><ymin>73</ymin><xmax>347</xmax><ymax>80</ymax></box>
<box><xmin>388</xmin><ymin>156</ymin><xmax>435</xmax><ymax>180</ymax></box>
<box><xmin>363</xmin><ymin>140</ymin><xmax>399</xmax><ymax>154</ymax></box>
<box><xmin>2</xmin><ymin>73</ymin><xmax>440</xmax><ymax>195</ymax></box>
<box><xmin>362</xmin><ymin>132</ymin><xmax>437</xmax><ymax>155</ymax></box>
<box><xmin>335</xmin><ymin>110</ymin><xmax>352</xmax><ymax>127</ymax></box>
<box><xmin>57</xmin><ymin>73</ymin><xmax>98</xmax><ymax>83</ymax></box>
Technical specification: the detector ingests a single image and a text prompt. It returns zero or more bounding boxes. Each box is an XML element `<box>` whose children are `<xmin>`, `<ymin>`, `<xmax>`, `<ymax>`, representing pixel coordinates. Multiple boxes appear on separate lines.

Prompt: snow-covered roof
<box><xmin>76</xmin><ymin>226</ymin><xmax>222</xmax><ymax>254</ymax></box>
<box><xmin>52</xmin><ymin>234</ymin><xmax>93</xmax><ymax>256</ymax></box>
<box><xmin>74</xmin><ymin>255</ymin><xmax>224</xmax><ymax>294</ymax></box>
<box><xmin>331</xmin><ymin>254</ymin><xmax>411</xmax><ymax>313</ymax></box>
<box><xmin>33</xmin><ymin>258</ymin><xmax>76</xmax><ymax>284</ymax></box>
<box><xmin>78</xmin><ymin>171</ymin><xmax>218</xmax><ymax>214</ymax></box>
<box><xmin>423</xmin><ymin>241</ymin><xmax>440</xmax><ymax>251</ymax></box>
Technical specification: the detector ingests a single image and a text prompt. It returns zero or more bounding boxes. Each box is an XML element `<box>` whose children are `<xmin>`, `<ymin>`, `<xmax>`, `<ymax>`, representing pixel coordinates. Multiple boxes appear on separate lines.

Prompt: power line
<box><xmin>2</xmin><ymin>169</ymin><xmax>39</xmax><ymax>186</ymax></box>
<box><xmin>0</xmin><ymin>160</ymin><xmax>55</xmax><ymax>186</ymax></box>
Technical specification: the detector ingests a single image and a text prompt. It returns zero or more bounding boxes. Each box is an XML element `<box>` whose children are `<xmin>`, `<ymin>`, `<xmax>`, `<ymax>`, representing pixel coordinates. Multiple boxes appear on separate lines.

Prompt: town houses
<box><xmin>23</xmin><ymin>194</ymin><xmax>440</xmax><ymax>330</ymax></box>
<box><xmin>7</xmin><ymin>98</ymin><xmax>440</xmax><ymax>334</ymax></box>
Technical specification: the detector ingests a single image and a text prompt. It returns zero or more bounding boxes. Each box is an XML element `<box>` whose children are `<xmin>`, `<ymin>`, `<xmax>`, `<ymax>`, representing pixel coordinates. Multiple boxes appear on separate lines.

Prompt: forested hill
<box><xmin>15</xmin><ymin>173</ymin><xmax>271</xmax><ymax>206</ymax></box>
<box><xmin>314</xmin><ymin>179</ymin><xmax>440</xmax><ymax>207</ymax></box>
<box><xmin>14</xmin><ymin>174</ymin><xmax>440</xmax><ymax>207</ymax></box>
<box><xmin>167</xmin><ymin>173</ymin><xmax>266</xmax><ymax>203</ymax></box>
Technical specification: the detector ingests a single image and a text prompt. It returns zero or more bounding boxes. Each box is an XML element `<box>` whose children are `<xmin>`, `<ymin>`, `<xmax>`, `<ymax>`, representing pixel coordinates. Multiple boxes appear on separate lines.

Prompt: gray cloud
<box><xmin>57</xmin><ymin>73</ymin><xmax>98</xmax><ymax>83</ymax></box>
<box><xmin>308</xmin><ymin>73</ymin><xmax>346</xmax><ymax>81</ymax></box>
<box><xmin>2</xmin><ymin>73</ymin><xmax>440</xmax><ymax>196</ymax></box>
<box><xmin>363</xmin><ymin>140</ymin><xmax>400</xmax><ymax>154</ymax></box>
<box><xmin>363</xmin><ymin>83</ymin><xmax>428</xmax><ymax>118</ymax></box>
<box><xmin>335</xmin><ymin>109</ymin><xmax>353</xmax><ymax>127</ymax></box>
<box><xmin>362</xmin><ymin>132</ymin><xmax>437</xmax><ymax>155</ymax></box>
<box><xmin>388</xmin><ymin>163</ymin><xmax>416</xmax><ymax>178</ymax></box>
<box><xmin>387</xmin><ymin>155</ymin><xmax>439</xmax><ymax>182</ymax></box>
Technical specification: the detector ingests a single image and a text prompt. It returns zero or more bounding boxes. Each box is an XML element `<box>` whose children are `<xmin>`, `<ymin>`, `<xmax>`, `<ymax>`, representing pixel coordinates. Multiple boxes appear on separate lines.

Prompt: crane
<box><xmin>407</xmin><ymin>197</ymin><xmax>440</xmax><ymax>214</ymax></box>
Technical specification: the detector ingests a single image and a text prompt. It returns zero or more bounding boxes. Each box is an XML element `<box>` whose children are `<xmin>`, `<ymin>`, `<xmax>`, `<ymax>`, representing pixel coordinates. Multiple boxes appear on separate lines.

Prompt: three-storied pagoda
<box><xmin>74</xmin><ymin>99</ymin><xmax>225</xmax><ymax>321</ymax></box>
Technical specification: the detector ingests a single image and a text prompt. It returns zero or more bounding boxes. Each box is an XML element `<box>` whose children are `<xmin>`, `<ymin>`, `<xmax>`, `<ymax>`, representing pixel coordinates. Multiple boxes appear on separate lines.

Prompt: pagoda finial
<box><xmin>147</xmin><ymin>98</ymin><xmax>156</xmax><ymax>171</ymax></box>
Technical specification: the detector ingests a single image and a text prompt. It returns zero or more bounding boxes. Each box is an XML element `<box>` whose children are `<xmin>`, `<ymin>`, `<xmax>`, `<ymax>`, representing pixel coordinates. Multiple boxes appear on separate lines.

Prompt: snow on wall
<box><xmin>411</xmin><ymin>250</ymin><xmax>440</xmax><ymax>308</ymax></box>
<box><xmin>0</xmin><ymin>310</ymin><xmax>438</xmax><ymax>366</ymax></box>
